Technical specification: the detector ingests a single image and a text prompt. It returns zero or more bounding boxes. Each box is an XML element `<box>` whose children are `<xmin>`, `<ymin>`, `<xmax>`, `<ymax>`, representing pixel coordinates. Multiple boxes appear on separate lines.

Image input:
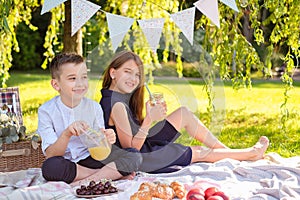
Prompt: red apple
<box><xmin>212</xmin><ymin>191</ymin><xmax>230</xmax><ymax>200</ymax></box>
<box><xmin>186</xmin><ymin>188</ymin><xmax>205</xmax><ymax>200</ymax></box>
<box><xmin>207</xmin><ymin>195</ymin><xmax>224</xmax><ymax>200</ymax></box>
<box><xmin>204</xmin><ymin>187</ymin><xmax>219</xmax><ymax>199</ymax></box>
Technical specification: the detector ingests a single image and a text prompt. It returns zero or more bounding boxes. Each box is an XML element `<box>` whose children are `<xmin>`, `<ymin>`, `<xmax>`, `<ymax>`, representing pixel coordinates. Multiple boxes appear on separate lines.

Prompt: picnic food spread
<box><xmin>1</xmin><ymin>153</ymin><xmax>299</xmax><ymax>199</ymax></box>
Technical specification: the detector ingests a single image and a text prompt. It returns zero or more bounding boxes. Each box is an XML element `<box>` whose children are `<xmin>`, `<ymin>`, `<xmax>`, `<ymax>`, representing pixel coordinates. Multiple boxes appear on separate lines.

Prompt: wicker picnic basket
<box><xmin>0</xmin><ymin>140</ymin><xmax>45</xmax><ymax>172</ymax></box>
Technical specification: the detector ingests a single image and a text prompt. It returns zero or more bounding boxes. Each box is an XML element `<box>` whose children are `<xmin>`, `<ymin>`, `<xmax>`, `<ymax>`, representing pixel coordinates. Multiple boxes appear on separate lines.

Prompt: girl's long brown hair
<box><xmin>102</xmin><ymin>50</ymin><xmax>145</xmax><ymax>124</ymax></box>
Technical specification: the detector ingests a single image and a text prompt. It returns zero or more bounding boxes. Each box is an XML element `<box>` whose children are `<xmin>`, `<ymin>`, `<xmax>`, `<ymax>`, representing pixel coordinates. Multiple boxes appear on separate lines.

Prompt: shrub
<box><xmin>152</xmin><ymin>61</ymin><xmax>178</xmax><ymax>77</ymax></box>
<box><xmin>182</xmin><ymin>62</ymin><xmax>201</xmax><ymax>78</ymax></box>
<box><xmin>153</xmin><ymin>61</ymin><xmax>218</xmax><ymax>78</ymax></box>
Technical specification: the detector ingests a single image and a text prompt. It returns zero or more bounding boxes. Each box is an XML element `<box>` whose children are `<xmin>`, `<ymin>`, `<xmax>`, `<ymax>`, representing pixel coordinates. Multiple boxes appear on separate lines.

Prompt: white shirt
<box><xmin>37</xmin><ymin>96</ymin><xmax>105</xmax><ymax>162</ymax></box>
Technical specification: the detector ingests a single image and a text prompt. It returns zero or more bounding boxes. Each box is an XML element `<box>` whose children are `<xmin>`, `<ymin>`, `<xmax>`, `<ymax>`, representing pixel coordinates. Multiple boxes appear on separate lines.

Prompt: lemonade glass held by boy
<box><xmin>80</xmin><ymin>128</ymin><xmax>112</xmax><ymax>161</ymax></box>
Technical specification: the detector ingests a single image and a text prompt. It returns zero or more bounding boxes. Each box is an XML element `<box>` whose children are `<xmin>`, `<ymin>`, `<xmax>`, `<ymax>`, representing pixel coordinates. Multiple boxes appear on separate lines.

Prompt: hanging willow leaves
<box><xmin>41</xmin><ymin>5</ymin><xmax>64</xmax><ymax>69</ymax></box>
<box><xmin>262</xmin><ymin>0</ymin><xmax>300</xmax><ymax>133</ymax></box>
<box><xmin>0</xmin><ymin>0</ymin><xmax>39</xmax><ymax>87</ymax></box>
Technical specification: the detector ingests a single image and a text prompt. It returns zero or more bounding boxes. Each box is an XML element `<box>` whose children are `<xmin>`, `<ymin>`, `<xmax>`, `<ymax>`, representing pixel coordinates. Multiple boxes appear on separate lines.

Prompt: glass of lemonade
<box><xmin>150</xmin><ymin>92</ymin><xmax>165</xmax><ymax>105</ymax></box>
<box><xmin>80</xmin><ymin>129</ymin><xmax>111</xmax><ymax>161</ymax></box>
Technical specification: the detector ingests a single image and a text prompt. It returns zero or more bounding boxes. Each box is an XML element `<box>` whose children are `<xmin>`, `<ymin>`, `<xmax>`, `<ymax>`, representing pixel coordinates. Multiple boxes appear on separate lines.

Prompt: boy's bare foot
<box><xmin>249</xmin><ymin>136</ymin><xmax>269</xmax><ymax>160</ymax></box>
<box><xmin>70</xmin><ymin>172</ymin><xmax>136</xmax><ymax>187</ymax></box>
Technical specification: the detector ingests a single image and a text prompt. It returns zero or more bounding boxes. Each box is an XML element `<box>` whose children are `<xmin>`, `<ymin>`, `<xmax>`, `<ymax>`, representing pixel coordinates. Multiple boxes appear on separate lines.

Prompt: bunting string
<box><xmin>41</xmin><ymin>0</ymin><xmax>239</xmax><ymax>52</ymax></box>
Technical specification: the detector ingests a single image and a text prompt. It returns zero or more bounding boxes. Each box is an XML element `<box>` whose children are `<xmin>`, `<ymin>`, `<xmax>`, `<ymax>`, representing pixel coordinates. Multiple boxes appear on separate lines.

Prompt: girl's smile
<box><xmin>109</xmin><ymin>59</ymin><xmax>141</xmax><ymax>94</ymax></box>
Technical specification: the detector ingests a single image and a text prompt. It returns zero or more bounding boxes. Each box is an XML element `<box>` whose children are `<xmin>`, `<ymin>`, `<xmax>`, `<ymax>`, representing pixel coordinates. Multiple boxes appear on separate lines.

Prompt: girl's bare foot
<box><xmin>249</xmin><ymin>136</ymin><xmax>269</xmax><ymax>161</ymax></box>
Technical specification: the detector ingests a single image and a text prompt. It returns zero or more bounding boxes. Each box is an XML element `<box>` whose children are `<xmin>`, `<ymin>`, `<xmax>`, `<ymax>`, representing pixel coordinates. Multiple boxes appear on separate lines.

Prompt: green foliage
<box><xmin>153</xmin><ymin>61</ymin><xmax>203</xmax><ymax>78</ymax></box>
<box><xmin>152</xmin><ymin>61</ymin><xmax>177</xmax><ymax>77</ymax></box>
<box><xmin>0</xmin><ymin>0</ymin><xmax>40</xmax><ymax>87</ymax></box>
<box><xmin>12</xmin><ymin>23</ymin><xmax>42</xmax><ymax>70</ymax></box>
<box><xmin>0</xmin><ymin>0</ymin><xmax>12</xmax><ymax>32</ymax></box>
<box><xmin>258</xmin><ymin>0</ymin><xmax>300</xmax><ymax>133</ymax></box>
<box><xmin>42</xmin><ymin>5</ymin><xmax>64</xmax><ymax>69</ymax></box>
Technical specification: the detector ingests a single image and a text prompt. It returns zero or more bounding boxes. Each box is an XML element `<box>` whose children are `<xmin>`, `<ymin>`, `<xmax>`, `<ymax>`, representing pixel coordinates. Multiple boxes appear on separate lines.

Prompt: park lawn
<box><xmin>6</xmin><ymin>71</ymin><xmax>300</xmax><ymax>158</ymax></box>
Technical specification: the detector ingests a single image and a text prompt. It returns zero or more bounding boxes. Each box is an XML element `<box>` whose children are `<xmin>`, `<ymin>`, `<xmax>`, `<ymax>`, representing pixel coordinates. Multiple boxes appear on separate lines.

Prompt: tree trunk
<box><xmin>63</xmin><ymin>0</ymin><xmax>82</xmax><ymax>55</ymax></box>
<box><xmin>242</xmin><ymin>9</ymin><xmax>253</xmax><ymax>43</ymax></box>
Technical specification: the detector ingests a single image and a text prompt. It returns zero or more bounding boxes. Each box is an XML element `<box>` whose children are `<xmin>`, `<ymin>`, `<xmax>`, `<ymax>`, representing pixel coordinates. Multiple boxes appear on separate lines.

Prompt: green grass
<box><xmin>6</xmin><ymin>71</ymin><xmax>300</xmax><ymax>158</ymax></box>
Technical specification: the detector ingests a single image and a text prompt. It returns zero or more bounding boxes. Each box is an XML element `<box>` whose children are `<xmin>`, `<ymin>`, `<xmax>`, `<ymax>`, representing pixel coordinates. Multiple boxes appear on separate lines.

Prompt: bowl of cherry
<box><xmin>75</xmin><ymin>180</ymin><xmax>119</xmax><ymax>198</ymax></box>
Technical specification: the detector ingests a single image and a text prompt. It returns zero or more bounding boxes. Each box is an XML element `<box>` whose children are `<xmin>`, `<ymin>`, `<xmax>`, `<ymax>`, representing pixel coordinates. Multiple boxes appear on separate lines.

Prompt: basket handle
<box><xmin>1</xmin><ymin>149</ymin><xmax>31</xmax><ymax>157</ymax></box>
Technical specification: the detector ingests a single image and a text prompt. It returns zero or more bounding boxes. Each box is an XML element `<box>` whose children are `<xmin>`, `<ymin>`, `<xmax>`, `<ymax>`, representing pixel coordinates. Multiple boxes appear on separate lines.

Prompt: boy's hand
<box><xmin>102</xmin><ymin>128</ymin><xmax>116</xmax><ymax>144</ymax></box>
<box><xmin>65</xmin><ymin>121</ymin><xmax>89</xmax><ymax>137</ymax></box>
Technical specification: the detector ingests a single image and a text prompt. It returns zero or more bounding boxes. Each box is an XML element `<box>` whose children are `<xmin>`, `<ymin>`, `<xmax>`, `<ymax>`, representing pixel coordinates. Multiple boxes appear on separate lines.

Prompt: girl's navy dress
<box><xmin>100</xmin><ymin>89</ymin><xmax>192</xmax><ymax>173</ymax></box>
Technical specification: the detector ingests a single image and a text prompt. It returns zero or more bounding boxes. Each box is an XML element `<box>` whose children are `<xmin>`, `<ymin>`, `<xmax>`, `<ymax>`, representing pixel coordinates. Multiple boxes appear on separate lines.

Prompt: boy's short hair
<box><xmin>50</xmin><ymin>52</ymin><xmax>84</xmax><ymax>79</ymax></box>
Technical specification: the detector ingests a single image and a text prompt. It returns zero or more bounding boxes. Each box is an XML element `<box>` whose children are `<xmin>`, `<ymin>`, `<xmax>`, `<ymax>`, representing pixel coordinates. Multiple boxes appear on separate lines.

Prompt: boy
<box><xmin>37</xmin><ymin>52</ymin><xmax>142</xmax><ymax>184</ymax></box>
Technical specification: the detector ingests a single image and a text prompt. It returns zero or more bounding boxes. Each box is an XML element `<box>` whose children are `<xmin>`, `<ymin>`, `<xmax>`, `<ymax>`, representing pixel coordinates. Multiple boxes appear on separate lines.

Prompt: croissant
<box><xmin>130</xmin><ymin>181</ymin><xmax>185</xmax><ymax>200</ymax></box>
<box><xmin>152</xmin><ymin>183</ymin><xmax>175</xmax><ymax>200</ymax></box>
<box><xmin>170</xmin><ymin>181</ymin><xmax>186</xmax><ymax>199</ymax></box>
<box><xmin>138</xmin><ymin>182</ymin><xmax>157</xmax><ymax>192</ymax></box>
<box><xmin>130</xmin><ymin>190</ymin><xmax>152</xmax><ymax>200</ymax></box>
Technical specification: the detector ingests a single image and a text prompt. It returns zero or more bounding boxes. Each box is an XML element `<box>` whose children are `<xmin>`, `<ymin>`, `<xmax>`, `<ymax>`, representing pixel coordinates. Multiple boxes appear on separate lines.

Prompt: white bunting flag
<box><xmin>220</xmin><ymin>0</ymin><xmax>239</xmax><ymax>12</ymax></box>
<box><xmin>106</xmin><ymin>13</ymin><xmax>135</xmax><ymax>52</ymax></box>
<box><xmin>138</xmin><ymin>18</ymin><xmax>165</xmax><ymax>53</ymax></box>
<box><xmin>170</xmin><ymin>7</ymin><xmax>196</xmax><ymax>45</ymax></box>
<box><xmin>71</xmin><ymin>0</ymin><xmax>101</xmax><ymax>36</ymax></box>
<box><xmin>194</xmin><ymin>0</ymin><xmax>220</xmax><ymax>28</ymax></box>
<box><xmin>41</xmin><ymin>0</ymin><xmax>67</xmax><ymax>15</ymax></box>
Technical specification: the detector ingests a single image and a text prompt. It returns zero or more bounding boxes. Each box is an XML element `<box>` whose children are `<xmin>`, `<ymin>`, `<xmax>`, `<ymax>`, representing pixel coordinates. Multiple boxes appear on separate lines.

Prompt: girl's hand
<box><xmin>65</xmin><ymin>121</ymin><xmax>89</xmax><ymax>137</ymax></box>
<box><xmin>145</xmin><ymin>100</ymin><xmax>167</xmax><ymax>122</ymax></box>
<box><xmin>102</xmin><ymin>128</ymin><xmax>116</xmax><ymax>144</ymax></box>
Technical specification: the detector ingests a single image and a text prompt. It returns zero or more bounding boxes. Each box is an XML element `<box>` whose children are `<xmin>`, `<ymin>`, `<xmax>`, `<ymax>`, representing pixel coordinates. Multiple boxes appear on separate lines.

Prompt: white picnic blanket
<box><xmin>0</xmin><ymin>152</ymin><xmax>299</xmax><ymax>200</ymax></box>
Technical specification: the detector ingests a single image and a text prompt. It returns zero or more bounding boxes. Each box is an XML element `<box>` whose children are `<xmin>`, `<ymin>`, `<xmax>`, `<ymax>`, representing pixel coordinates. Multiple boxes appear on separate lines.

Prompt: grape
<box><xmin>94</xmin><ymin>190</ymin><xmax>102</xmax><ymax>195</ymax></box>
<box><xmin>89</xmin><ymin>180</ymin><xmax>96</xmax><ymax>187</ymax></box>
<box><xmin>103</xmin><ymin>189</ymin><xmax>110</xmax><ymax>194</ymax></box>
<box><xmin>76</xmin><ymin>180</ymin><xmax>118</xmax><ymax>196</ymax></box>
<box><xmin>98</xmin><ymin>185</ymin><xmax>104</xmax><ymax>190</ymax></box>
<box><xmin>98</xmin><ymin>182</ymin><xmax>104</xmax><ymax>187</ymax></box>
<box><xmin>76</xmin><ymin>188</ymin><xmax>81</xmax><ymax>194</ymax></box>
<box><xmin>104</xmin><ymin>181</ymin><xmax>111</xmax><ymax>188</ymax></box>
<box><xmin>109</xmin><ymin>187</ymin><xmax>117</xmax><ymax>193</ymax></box>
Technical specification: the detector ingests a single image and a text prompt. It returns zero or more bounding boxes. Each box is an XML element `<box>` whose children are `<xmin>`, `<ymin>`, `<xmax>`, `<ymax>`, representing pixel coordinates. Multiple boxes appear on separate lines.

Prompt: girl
<box><xmin>100</xmin><ymin>50</ymin><xmax>269</xmax><ymax>173</ymax></box>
